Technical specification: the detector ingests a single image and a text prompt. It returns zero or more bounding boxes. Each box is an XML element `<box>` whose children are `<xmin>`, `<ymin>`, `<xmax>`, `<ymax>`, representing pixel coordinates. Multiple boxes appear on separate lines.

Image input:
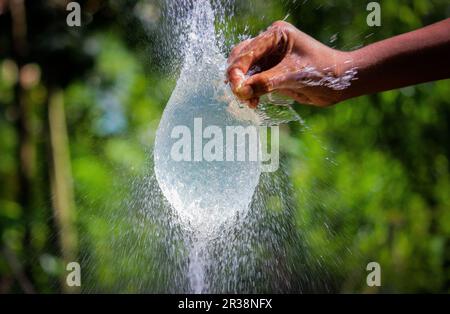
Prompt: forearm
<box><xmin>340</xmin><ymin>18</ymin><xmax>450</xmax><ymax>101</ymax></box>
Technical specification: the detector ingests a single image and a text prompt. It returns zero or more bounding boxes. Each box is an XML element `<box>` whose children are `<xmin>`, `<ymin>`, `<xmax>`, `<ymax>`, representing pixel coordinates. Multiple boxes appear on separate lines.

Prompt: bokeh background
<box><xmin>0</xmin><ymin>0</ymin><xmax>449</xmax><ymax>293</ymax></box>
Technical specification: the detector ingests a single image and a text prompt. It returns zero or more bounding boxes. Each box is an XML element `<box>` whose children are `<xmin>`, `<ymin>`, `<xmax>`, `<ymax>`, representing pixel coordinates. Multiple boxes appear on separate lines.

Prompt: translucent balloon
<box><xmin>154</xmin><ymin>54</ymin><xmax>262</xmax><ymax>232</ymax></box>
<box><xmin>153</xmin><ymin>0</ymin><xmax>300</xmax><ymax>234</ymax></box>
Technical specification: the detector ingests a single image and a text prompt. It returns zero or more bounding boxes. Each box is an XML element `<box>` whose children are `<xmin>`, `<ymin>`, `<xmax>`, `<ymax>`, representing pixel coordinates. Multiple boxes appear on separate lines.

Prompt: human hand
<box><xmin>226</xmin><ymin>21</ymin><xmax>353</xmax><ymax>108</ymax></box>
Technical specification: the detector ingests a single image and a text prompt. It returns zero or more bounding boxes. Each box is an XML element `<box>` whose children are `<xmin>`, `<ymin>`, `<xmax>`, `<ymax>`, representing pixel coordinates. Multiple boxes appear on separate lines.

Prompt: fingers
<box><xmin>227</xmin><ymin>38</ymin><xmax>253</xmax><ymax>65</ymax></box>
<box><xmin>232</xmin><ymin>61</ymin><xmax>296</xmax><ymax>109</ymax></box>
<box><xmin>242</xmin><ymin>59</ymin><xmax>292</xmax><ymax>98</ymax></box>
<box><xmin>227</xmin><ymin>26</ymin><xmax>288</xmax><ymax>99</ymax></box>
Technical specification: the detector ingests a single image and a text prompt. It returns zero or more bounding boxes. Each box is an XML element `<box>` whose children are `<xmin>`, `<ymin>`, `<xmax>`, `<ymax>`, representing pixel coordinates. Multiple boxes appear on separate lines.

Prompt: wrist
<box><xmin>326</xmin><ymin>50</ymin><xmax>359</xmax><ymax>104</ymax></box>
<box><xmin>333</xmin><ymin>49</ymin><xmax>366</xmax><ymax>103</ymax></box>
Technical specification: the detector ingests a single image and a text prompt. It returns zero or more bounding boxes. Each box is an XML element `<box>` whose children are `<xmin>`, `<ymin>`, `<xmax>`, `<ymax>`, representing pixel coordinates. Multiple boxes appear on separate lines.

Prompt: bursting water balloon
<box><xmin>153</xmin><ymin>3</ymin><xmax>261</xmax><ymax>233</ymax></box>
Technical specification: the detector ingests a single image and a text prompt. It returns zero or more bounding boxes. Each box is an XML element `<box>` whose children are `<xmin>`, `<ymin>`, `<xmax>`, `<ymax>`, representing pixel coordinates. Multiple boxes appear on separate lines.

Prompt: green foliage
<box><xmin>0</xmin><ymin>0</ymin><xmax>449</xmax><ymax>293</ymax></box>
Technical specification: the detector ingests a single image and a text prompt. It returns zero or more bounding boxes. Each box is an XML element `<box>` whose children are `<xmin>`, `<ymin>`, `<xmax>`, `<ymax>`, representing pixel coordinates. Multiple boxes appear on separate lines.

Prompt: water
<box><xmin>154</xmin><ymin>27</ymin><xmax>260</xmax><ymax>233</ymax></box>
<box><xmin>153</xmin><ymin>0</ymin><xmax>304</xmax><ymax>292</ymax></box>
<box><xmin>153</xmin><ymin>51</ymin><xmax>262</xmax><ymax>293</ymax></box>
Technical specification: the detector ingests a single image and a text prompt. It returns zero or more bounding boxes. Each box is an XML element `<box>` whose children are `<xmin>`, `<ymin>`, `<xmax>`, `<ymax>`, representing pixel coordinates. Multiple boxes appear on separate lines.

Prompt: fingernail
<box><xmin>236</xmin><ymin>84</ymin><xmax>253</xmax><ymax>99</ymax></box>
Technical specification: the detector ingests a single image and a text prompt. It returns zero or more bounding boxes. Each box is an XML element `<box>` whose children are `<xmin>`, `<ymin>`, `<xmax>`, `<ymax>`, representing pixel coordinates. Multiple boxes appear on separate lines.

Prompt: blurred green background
<box><xmin>0</xmin><ymin>0</ymin><xmax>449</xmax><ymax>293</ymax></box>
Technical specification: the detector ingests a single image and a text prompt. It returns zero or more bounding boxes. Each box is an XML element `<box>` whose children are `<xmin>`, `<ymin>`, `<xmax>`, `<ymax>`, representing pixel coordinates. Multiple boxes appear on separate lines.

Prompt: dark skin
<box><xmin>227</xmin><ymin>19</ymin><xmax>450</xmax><ymax>108</ymax></box>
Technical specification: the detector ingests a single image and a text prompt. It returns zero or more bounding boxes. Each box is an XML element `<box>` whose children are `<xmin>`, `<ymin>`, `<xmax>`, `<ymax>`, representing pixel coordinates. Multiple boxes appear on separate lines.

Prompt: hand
<box><xmin>227</xmin><ymin>19</ymin><xmax>450</xmax><ymax>109</ymax></box>
<box><xmin>226</xmin><ymin>21</ymin><xmax>352</xmax><ymax>108</ymax></box>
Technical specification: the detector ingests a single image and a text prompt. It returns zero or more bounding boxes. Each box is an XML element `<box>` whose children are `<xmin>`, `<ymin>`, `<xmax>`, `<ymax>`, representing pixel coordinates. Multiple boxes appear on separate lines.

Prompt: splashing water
<box><xmin>129</xmin><ymin>0</ymin><xmax>354</xmax><ymax>294</ymax></box>
<box><xmin>153</xmin><ymin>0</ymin><xmax>261</xmax><ymax>292</ymax></box>
<box><xmin>153</xmin><ymin>0</ymin><xmax>309</xmax><ymax>292</ymax></box>
<box><xmin>154</xmin><ymin>4</ymin><xmax>261</xmax><ymax>228</ymax></box>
